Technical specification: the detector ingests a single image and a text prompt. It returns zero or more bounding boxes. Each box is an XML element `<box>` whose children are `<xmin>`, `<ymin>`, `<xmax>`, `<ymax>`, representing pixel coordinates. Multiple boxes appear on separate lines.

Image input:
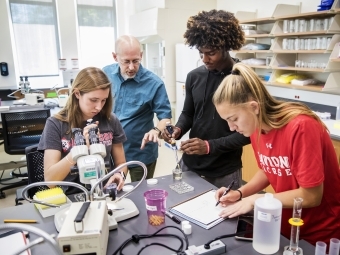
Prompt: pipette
<box><xmin>165</xmin><ymin>122</ymin><xmax>180</xmax><ymax>169</ymax></box>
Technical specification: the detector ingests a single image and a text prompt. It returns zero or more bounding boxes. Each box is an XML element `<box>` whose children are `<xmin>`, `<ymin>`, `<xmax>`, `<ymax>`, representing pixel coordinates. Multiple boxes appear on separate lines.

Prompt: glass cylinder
<box><xmin>299</xmin><ymin>39</ymin><xmax>305</xmax><ymax>50</ymax></box>
<box><xmin>299</xmin><ymin>19</ymin><xmax>306</xmax><ymax>32</ymax></box>
<box><xmin>172</xmin><ymin>166</ymin><xmax>183</xmax><ymax>180</ymax></box>
<box><xmin>294</xmin><ymin>19</ymin><xmax>299</xmax><ymax>33</ymax></box>
<box><xmin>323</xmin><ymin>18</ymin><xmax>329</xmax><ymax>31</ymax></box>
<box><xmin>289</xmin><ymin>20</ymin><xmax>295</xmax><ymax>33</ymax></box>
<box><xmin>309</xmin><ymin>19</ymin><xmax>315</xmax><ymax>31</ymax></box>
<box><xmin>283</xmin><ymin>20</ymin><xmax>289</xmax><ymax>33</ymax></box>
<box><xmin>322</xmin><ymin>37</ymin><xmax>327</xmax><ymax>50</ymax></box>
<box><xmin>294</xmin><ymin>38</ymin><xmax>300</xmax><ymax>50</ymax></box>
<box><xmin>316</xmin><ymin>37</ymin><xmax>322</xmax><ymax>49</ymax></box>
<box><xmin>295</xmin><ymin>59</ymin><xmax>301</xmax><ymax>68</ymax></box>
<box><xmin>288</xmin><ymin>198</ymin><xmax>303</xmax><ymax>253</ymax></box>
<box><xmin>282</xmin><ymin>38</ymin><xmax>288</xmax><ymax>50</ymax></box>
<box><xmin>315</xmin><ymin>19</ymin><xmax>321</xmax><ymax>31</ymax></box>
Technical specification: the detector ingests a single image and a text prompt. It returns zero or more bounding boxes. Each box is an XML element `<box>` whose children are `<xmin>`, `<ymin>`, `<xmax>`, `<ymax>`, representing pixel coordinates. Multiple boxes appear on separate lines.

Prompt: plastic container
<box><xmin>329</xmin><ymin>238</ymin><xmax>340</xmax><ymax>255</ymax></box>
<box><xmin>315</xmin><ymin>241</ymin><xmax>327</xmax><ymax>255</ymax></box>
<box><xmin>253</xmin><ymin>193</ymin><xmax>282</xmax><ymax>254</ymax></box>
<box><xmin>144</xmin><ymin>189</ymin><xmax>168</xmax><ymax>226</ymax></box>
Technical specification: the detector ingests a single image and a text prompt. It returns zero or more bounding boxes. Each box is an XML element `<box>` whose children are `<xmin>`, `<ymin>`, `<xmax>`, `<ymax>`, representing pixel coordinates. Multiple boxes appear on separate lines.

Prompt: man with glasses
<box><xmin>103</xmin><ymin>35</ymin><xmax>171</xmax><ymax>181</ymax></box>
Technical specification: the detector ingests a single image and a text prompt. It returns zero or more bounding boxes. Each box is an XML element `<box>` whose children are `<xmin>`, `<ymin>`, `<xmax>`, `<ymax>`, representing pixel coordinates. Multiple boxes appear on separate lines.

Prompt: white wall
<box><xmin>0</xmin><ymin>0</ymin><xmax>17</xmax><ymax>89</ymax></box>
<box><xmin>127</xmin><ymin>0</ymin><xmax>217</xmax><ymax>103</ymax></box>
<box><xmin>116</xmin><ymin>0</ymin><xmax>136</xmax><ymax>37</ymax></box>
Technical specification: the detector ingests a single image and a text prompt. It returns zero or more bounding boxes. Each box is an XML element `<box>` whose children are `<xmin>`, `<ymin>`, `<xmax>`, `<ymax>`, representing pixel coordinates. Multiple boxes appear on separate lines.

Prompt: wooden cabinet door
<box><xmin>241</xmin><ymin>144</ymin><xmax>275</xmax><ymax>193</ymax></box>
<box><xmin>331</xmin><ymin>139</ymin><xmax>340</xmax><ymax>165</ymax></box>
<box><xmin>241</xmin><ymin>144</ymin><xmax>258</xmax><ymax>183</ymax></box>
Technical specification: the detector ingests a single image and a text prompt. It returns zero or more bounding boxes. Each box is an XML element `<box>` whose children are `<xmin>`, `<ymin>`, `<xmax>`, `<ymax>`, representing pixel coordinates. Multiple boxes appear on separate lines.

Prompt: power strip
<box><xmin>174</xmin><ymin>240</ymin><xmax>226</xmax><ymax>255</ymax></box>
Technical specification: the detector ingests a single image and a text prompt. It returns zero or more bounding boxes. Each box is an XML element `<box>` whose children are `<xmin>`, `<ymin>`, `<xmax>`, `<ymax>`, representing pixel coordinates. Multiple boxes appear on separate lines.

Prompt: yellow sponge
<box><xmin>34</xmin><ymin>187</ymin><xmax>67</xmax><ymax>209</ymax></box>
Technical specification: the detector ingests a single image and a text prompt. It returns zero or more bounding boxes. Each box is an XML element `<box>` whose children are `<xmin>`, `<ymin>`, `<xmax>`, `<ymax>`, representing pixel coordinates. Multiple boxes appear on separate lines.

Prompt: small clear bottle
<box><xmin>24</xmin><ymin>76</ymin><xmax>30</xmax><ymax>93</ymax></box>
<box><xmin>172</xmin><ymin>165</ymin><xmax>182</xmax><ymax>180</ymax></box>
<box><xmin>18</xmin><ymin>76</ymin><xmax>24</xmax><ymax>93</ymax></box>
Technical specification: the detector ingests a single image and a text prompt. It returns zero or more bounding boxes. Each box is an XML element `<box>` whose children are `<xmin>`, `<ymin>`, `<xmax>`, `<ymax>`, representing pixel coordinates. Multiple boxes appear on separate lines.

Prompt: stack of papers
<box><xmin>170</xmin><ymin>190</ymin><xmax>226</xmax><ymax>229</ymax></box>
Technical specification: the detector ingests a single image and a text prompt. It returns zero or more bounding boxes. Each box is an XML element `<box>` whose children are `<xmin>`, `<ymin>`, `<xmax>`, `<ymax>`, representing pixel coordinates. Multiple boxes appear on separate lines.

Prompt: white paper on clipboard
<box><xmin>0</xmin><ymin>230</ymin><xmax>30</xmax><ymax>255</ymax></box>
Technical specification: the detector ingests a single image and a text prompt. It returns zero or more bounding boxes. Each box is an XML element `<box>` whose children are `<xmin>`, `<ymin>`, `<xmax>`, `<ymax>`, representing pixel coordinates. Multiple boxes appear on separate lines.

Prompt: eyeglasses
<box><xmin>118</xmin><ymin>59</ymin><xmax>141</xmax><ymax>66</ymax></box>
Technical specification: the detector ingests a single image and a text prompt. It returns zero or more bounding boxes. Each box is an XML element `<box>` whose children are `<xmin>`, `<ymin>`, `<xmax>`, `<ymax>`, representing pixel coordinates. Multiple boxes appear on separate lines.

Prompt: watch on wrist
<box><xmin>119</xmin><ymin>171</ymin><xmax>126</xmax><ymax>181</ymax></box>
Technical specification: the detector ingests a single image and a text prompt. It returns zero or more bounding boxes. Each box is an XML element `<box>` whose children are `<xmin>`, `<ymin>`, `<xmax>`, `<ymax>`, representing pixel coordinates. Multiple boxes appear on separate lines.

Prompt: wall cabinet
<box><xmin>234</xmin><ymin>1</ymin><xmax>340</xmax><ymax>97</ymax></box>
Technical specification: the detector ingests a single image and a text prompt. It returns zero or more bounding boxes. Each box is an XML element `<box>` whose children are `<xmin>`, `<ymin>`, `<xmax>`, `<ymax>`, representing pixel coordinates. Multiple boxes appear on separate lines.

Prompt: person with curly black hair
<box><xmin>163</xmin><ymin>10</ymin><xmax>250</xmax><ymax>189</ymax></box>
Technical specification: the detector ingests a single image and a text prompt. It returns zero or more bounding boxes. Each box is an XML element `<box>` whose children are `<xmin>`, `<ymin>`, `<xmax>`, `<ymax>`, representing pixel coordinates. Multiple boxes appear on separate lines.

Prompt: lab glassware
<box><xmin>315</xmin><ymin>241</ymin><xmax>327</xmax><ymax>255</ymax></box>
<box><xmin>144</xmin><ymin>189</ymin><xmax>168</xmax><ymax>226</ymax></box>
<box><xmin>329</xmin><ymin>238</ymin><xmax>340</xmax><ymax>255</ymax></box>
<box><xmin>283</xmin><ymin>198</ymin><xmax>303</xmax><ymax>255</ymax></box>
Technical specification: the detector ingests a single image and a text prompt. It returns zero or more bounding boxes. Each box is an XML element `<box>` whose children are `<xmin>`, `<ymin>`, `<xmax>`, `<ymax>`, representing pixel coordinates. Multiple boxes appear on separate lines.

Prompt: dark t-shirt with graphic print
<box><xmin>38</xmin><ymin>112</ymin><xmax>127</xmax><ymax>188</ymax></box>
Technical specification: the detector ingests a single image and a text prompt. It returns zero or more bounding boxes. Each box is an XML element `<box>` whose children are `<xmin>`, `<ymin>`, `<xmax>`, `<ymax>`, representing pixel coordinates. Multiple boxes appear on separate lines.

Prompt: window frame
<box><xmin>9</xmin><ymin>0</ymin><xmax>61</xmax><ymax>78</ymax></box>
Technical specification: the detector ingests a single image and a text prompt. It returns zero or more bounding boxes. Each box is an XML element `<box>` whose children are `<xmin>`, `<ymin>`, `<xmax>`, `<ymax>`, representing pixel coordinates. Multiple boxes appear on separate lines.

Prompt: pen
<box><xmin>4</xmin><ymin>219</ymin><xmax>38</xmax><ymax>223</ymax></box>
<box><xmin>165</xmin><ymin>211</ymin><xmax>181</xmax><ymax>224</ymax></box>
<box><xmin>215</xmin><ymin>180</ymin><xmax>235</xmax><ymax>207</ymax></box>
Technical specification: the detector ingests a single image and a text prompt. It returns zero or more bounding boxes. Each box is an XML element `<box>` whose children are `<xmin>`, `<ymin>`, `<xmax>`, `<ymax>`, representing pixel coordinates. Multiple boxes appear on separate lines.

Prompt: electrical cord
<box><xmin>113</xmin><ymin>232</ymin><xmax>187</xmax><ymax>255</ymax></box>
<box><xmin>112</xmin><ymin>226</ymin><xmax>189</xmax><ymax>255</ymax></box>
<box><xmin>203</xmin><ymin>230</ymin><xmax>253</xmax><ymax>249</ymax></box>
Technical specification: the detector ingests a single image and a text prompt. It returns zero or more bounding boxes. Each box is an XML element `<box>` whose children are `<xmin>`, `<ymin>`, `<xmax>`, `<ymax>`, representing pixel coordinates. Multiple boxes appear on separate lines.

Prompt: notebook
<box><xmin>0</xmin><ymin>230</ymin><xmax>30</xmax><ymax>255</ymax></box>
<box><xmin>169</xmin><ymin>189</ymin><xmax>226</xmax><ymax>229</ymax></box>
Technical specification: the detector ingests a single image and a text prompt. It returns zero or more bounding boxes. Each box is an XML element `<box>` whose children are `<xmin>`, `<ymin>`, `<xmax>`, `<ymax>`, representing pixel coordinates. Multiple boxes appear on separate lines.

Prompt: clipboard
<box><xmin>169</xmin><ymin>189</ymin><xmax>226</xmax><ymax>229</ymax></box>
<box><xmin>0</xmin><ymin>230</ymin><xmax>30</xmax><ymax>255</ymax></box>
<box><xmin>170</xmin><ymin>189</ymin><xmax>213</xmax><ymax>208</ymax></box>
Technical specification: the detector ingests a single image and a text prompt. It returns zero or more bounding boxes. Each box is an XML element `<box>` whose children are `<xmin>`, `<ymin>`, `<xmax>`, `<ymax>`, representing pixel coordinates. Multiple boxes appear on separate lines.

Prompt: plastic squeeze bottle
<box><xmin>253</xmin><ymin>193</ymin><xmax>282</xmax><ymax>254</ymax></box>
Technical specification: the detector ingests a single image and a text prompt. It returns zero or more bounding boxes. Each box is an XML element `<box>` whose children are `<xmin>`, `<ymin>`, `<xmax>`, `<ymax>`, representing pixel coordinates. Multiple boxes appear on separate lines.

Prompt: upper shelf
<box><xmin>265</xmin><ymin>81</ymin><xmax>325</xmax><ymax>92</ymax></box>
<box><xmin>275</xmin><ymin>10</ymin><xmax>337</xmax><ymax>20</ymax></box>
<box><xmin>274</xmin><ymin>31</ymin><xmax>338</xmax><ymax>37</ymax></box>
<box><xmin>238</xmin><ymin>0</ymin><xmax>340</xmax><ymax>24</ymax></box>
<box><xmin>233</xmin><ymin>50</ymin><xmax>272</xmax><ymax>53</ymax></box>
<box><xmin>239</xmin><ymin>17</ymin><xmax>274</xmax><ymax>24</ymax></box>
<box><xmin>245</xmin><ymin>34</ymin><xmax>274</xmax><ymax>38</ymax></box>
<box><xmin>236</xmin><ymin>4</ymin><xmax>300</xmax><ymax>24</ymax></box>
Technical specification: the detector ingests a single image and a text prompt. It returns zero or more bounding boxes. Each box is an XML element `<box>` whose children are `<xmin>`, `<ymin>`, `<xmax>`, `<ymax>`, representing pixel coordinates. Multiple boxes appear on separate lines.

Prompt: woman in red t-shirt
<box><xmin>212</xmin><ymin>63</ymin><xmax>340</xmax><ymax>245</ymax></box>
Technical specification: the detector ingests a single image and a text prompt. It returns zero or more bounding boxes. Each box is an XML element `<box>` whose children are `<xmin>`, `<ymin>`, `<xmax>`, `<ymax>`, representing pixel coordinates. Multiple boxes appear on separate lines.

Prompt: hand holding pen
<box><xmin>215</xmin><ymin>180</ymin><xmax>235</xmax><ymax>206</ymax></box>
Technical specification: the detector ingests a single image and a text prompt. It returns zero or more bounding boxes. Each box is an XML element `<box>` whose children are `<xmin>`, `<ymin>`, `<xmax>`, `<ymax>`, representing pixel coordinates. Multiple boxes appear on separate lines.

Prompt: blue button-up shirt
<box><xmin>103</xmin><ymin>63</ymin><xmax>172</xmax><ymax>165</ymax></box>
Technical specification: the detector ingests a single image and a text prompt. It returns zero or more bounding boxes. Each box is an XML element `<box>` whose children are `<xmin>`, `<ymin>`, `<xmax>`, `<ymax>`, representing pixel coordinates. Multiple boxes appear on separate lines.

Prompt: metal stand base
<box><xmin>283</xmin><ymin>246</ymin><xmax>303</xmax><ymax>255</ymax></box>
<box><xmin>106</xmin><ymin>197</ymin><xmax>139</xmax><ymax>230</ymax></box>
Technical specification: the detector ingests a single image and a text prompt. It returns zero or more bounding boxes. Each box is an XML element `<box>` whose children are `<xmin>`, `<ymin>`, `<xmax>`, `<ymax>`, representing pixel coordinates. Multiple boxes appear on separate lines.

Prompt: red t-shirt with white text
<box><xmin>250</xmin><ymin>115</ymin><xmax>340</xmax><ymax>245</ymax></box>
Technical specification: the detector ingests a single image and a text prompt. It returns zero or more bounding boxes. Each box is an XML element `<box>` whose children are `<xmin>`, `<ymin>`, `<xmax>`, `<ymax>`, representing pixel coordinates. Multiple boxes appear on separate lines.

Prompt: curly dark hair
<box><xmin>183</xmin><ymin>10</ymin><xmax>245</xmax><ymax>51</ymax></box>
